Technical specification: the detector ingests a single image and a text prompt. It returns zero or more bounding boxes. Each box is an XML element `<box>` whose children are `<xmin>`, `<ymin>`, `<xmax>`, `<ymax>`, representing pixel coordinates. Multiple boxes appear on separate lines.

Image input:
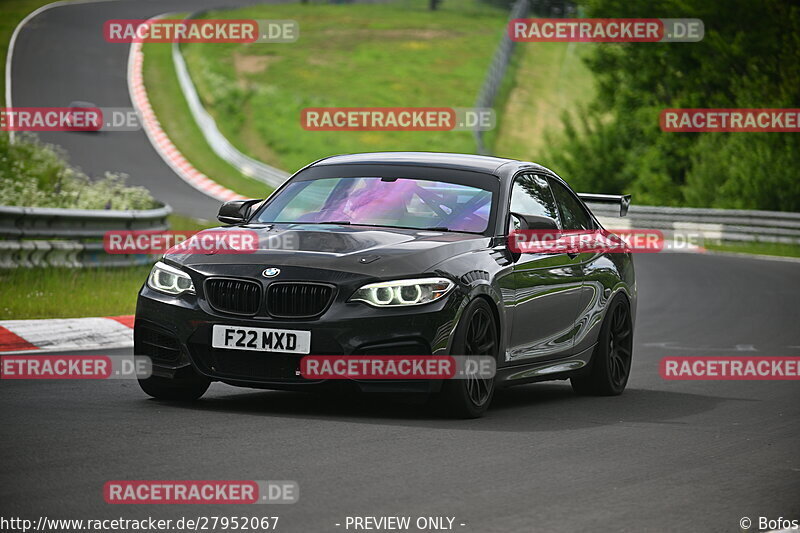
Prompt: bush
<box><xmin>0</xmin><ymin>132</ymin><xmax>158</xmax><ymax>210</ymax></box>
<box><xmin>544</xmin><ymin>0</ymin><xmax>800</xmax><ymax>211</ymax></box>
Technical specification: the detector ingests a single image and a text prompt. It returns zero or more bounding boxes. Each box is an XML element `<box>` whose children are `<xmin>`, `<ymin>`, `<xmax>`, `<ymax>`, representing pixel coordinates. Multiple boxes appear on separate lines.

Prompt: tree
<box><xmin>544</xmin><ymin>0</ymin><xmax>800</xmax><ymax>210</ymax></box>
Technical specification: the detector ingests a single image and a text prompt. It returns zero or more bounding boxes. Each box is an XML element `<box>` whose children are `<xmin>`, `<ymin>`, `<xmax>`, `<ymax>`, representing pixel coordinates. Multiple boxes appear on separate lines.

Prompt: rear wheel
<box><xmin>138</xmin><ymin>369</ymin><xmax>210</xmax><ymax>401</ymax></box>
<box><xmin>571</xmin><ymin>296</ymin><xmax>633</xmax><ymax>396</ymax></box>
<box><xmin>438</xmin><ymin>298</ymin><xmax>498</xmax><ymax>418</ymax></box>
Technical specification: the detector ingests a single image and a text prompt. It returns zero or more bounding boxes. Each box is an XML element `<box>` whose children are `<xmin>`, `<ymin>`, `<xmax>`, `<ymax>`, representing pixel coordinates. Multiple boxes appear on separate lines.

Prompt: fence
<box><xmin>473</xmin><ymin>0</ymin><xmax>530</xmax><ymax>155</ymax></box>
<box><xmin>0</xmin><ymin>205</ymin><xmax>171</xmax><ymax>268</ymax></box>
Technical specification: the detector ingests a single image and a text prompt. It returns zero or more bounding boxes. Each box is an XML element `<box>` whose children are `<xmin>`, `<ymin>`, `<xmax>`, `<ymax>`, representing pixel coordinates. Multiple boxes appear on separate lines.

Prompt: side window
<box><xmin>510</xmin><ymin>174</ymin><xmax>559</xmax><ymax>224</ymax></box>
<box><xmin>548</xmin><ymin>178</ymin><xmax>595</xmax><ymax>230</ymax></box>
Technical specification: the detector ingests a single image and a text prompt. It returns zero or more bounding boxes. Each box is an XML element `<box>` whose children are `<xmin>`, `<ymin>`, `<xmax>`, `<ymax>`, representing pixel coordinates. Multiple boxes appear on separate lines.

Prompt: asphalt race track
<box><xmin>2</xmin><ymin>253</ymin><xmax>798</xmax><ymax>531</ymax></box>
<box><xmin>8</xmin><ymin>0</ymin><xmax>290</xmax><ymax>218</ymax></box>
<box><xmin>3</xmin><ymin>1</ymin><xmax>800</xmax><ymax>532</ymax></box>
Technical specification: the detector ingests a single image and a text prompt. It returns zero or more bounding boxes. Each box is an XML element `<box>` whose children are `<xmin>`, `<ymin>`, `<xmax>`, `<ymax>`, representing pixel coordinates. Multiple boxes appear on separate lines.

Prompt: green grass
<box><xmin>0</xmin><ymin>266</ymin><xmax>153</xmax><ymax>319</ymax></box>
<box><xmin>178</xmin><ymin>1</ymin><xmax>509</xmax><ymax>173</ymax></box>
<box><xmin>0</xmin><ymin>0</ymin><xmax>170</xmax><ymax>320</ymax></box>
<box><xmin>0</xmin><ymin>215</ymin><xmax>217</xmax><ymax>320</ymax></box>
<box><xmin>704</xmin><ymin>241</ymin><xmax>800</xmax><ymax>259</ymax></box>
<box><xmin>142</xmin><ymin>39</ymin><xmax>269</xmax><ymax>199</ymax></box>
<box><xmin>167</xmin><ymin>213</ymin><xmax>216</xmax><ymax>231</ymax></box>
<box><xmin>493</xmin><ymin>41</ymin><xmax>597</xmax><ymax>161</ymax></box>
<box><xmin>480</xmin><ymin>40</ymin><xmax>523</xmax><ymax>154</ymax></box>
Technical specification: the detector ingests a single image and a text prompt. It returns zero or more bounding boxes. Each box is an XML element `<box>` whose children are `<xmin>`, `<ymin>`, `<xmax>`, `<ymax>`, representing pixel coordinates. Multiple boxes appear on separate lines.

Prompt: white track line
<box><xmin>6</xmin><ymin>2</ymin><xmax>244</xmax><ymax>202</ymax></box>
<box><xmin>5</xmin><ymin>0</ymin><xmax>123</xmax><ymax>142</ymax></box>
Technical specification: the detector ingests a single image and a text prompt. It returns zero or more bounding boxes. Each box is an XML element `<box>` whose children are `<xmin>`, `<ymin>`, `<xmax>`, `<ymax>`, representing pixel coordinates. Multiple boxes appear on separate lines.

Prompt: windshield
<box><xmin>255</xmin><ymin>177</ymin><xmax>493</xmax><ymax>233</ymax></box>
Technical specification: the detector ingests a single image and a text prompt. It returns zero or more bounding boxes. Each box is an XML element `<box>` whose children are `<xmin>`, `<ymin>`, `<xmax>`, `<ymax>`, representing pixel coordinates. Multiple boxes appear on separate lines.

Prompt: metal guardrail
<box><xmin>585</xmin><ymin>203</ymin><xmax>800</xmax><ymax>244</ymax></box>
<box><xmin>474</xmin><ymin>0</ymin><xmax>529</xmax><ymax>155</ymax></box>
<box><xmin>0</xmin><ymin>204</ymin><xmax>171</xmax><ymax>268</ymax></box>
<box><xmin>172</xmin><ymin>12</ymin><xmax>290</xmax><ymax>189</ymax></box>
<box><xmin>1</xmin><ymin>200</ymin><xmax>797</xmax><ymax>268</ymax></box>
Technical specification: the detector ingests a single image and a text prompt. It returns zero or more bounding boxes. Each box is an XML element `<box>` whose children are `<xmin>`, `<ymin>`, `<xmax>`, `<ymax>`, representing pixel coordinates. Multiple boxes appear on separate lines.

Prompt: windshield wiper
<box><xmin>421</xmin><ymin>226</ymin><xmax>485</xmax><ymax>235</ymax></box>
<box><xmin>279</xmin><ymin>221</ymin><xmax>479</xmax><ymax>234</ymax></box>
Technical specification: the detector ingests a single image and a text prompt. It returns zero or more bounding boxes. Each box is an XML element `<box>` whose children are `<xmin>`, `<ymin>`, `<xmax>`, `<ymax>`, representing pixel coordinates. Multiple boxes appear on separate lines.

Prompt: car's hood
<box><xmin>166</xmin><ymin>224</ymin><xmax>489</xmax><ymax>278</ymax></box>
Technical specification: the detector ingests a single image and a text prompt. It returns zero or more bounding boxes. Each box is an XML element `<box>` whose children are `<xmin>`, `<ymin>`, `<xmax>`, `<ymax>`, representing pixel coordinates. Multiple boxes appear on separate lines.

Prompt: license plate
<box><xmin>212</xmin><ymin>325</ymin><xmax>311</xmax><ymax>354</ymax></box>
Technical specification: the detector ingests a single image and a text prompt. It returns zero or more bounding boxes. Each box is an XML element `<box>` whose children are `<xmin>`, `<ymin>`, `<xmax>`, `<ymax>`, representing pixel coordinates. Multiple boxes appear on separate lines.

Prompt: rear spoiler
<box><xmin>577</xmin><ymin>193</ymin><xmax>632</xmax><ymax>217</ymax></box>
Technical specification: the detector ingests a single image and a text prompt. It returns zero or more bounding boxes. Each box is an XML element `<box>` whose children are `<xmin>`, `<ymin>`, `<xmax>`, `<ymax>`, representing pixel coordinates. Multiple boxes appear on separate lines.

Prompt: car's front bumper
<box><xmin>134</xmin><ymin>285</ymin><xmax>464</xmax><ymax>392</ymax></box>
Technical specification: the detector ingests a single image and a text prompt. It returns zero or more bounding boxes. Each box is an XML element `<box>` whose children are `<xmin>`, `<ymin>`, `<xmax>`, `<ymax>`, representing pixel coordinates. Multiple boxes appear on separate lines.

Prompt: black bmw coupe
<box><xmin>135</xmin><ymin>152</ymin><xmax>636</xmax><ymax>417</ymax></box>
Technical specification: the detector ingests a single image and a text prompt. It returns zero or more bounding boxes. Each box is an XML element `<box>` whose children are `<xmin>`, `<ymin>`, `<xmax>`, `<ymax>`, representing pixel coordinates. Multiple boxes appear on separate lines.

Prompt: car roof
<box><xmin>310</xmin><ymin>151</ymin><xmax>545</xmax><ymax>176</ymax></box>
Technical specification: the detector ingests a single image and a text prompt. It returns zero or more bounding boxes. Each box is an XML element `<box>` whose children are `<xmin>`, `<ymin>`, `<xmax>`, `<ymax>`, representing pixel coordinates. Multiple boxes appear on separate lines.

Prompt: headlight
<box><xmin>147</xmin><ymin>261</ymin><xmax>195</xmax><ymax>295</ymax></box>
<box><xmin>350</xmin><ymin>277</ymin><xmax>454</xmax><ymax>307</ymax></box>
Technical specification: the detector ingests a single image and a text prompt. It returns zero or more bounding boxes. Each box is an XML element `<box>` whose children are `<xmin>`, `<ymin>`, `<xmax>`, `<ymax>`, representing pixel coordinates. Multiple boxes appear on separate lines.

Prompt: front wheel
<box><xmin>138</xmin><ymin>369</ymin><xmax>210</xmax><ymax>401</ymax></box>
<box><xmin>571</xmin><ymin>296</ymin><xmax>633</xmax><ymax>396</ymax></box>
<box><xmin>437</xmin><ymin>298</ymin><xmax>498</xmax><ymax>418</ymax></box>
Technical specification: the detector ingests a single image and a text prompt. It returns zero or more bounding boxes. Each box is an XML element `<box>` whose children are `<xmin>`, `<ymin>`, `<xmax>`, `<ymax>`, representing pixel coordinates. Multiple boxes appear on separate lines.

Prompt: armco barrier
<box><xmin>585</xmin><ymin>203</ymin><xmax>800</xmax><ymax>244</ymax></box>
<box><xmin>2</xmin><ymin>200</ymin><xmax>796</xmax><ymax>268</ymax></box>
<box><xmin>172</xmin><ymin>12</ymin><xmax>290</xmax><ymax>188</ymax></box>
<box><xmin>0</xmin><ymin>204</ymin><xmax>171</xmax><ymax>268</ymax></box>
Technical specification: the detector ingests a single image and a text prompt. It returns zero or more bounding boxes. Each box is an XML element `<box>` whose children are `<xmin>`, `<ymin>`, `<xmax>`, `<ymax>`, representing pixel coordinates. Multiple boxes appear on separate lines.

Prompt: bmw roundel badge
<box><xmin>262</xmin><ymin>267</ymin><xmax>281</xmax><ymax>278</ymax></box>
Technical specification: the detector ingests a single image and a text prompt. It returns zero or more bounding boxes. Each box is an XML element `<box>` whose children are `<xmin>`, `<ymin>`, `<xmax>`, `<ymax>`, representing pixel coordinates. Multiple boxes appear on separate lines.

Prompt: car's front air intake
<box><xmin>267</xmin><ymin>282</ymin><xmax>334</xmax><ymax>318</ymax></box>
<box><xmin>205</xmin><ymin>278</ymin><xmax>261</xmax><ymax>315</ymax></box>
<box><xmin>135</xmin><ymin>325</ymin><xmax>181</xmax><ymax>364</ymax></box>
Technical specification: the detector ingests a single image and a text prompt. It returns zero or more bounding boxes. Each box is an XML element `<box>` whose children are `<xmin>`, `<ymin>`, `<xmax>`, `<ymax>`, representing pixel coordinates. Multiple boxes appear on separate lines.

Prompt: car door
<box><xmin>546</xmin><ymin>176</ymin><xmax>602</xmax><ymax>356</ymax></box>
<box><xmin>508</xmin><ymin>173</ymin><xmax>584</xmax><ymax>362</ymax></box>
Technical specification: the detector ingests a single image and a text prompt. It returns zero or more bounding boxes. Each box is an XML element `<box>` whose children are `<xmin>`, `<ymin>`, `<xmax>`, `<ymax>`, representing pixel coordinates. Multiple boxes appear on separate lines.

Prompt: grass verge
<box><xmin>493</xmin><ymin>41</ymin><xmax>596</xmax><ymax>161</ymax></box>
<box><xmin>167</xmin><ymin>213</ymin><xmax>216</xmax><ymax>231</ymax></box>
<box><xmin>704</xmin><ymin>241</ymin><xmax>800</xmax><ymax>259</ymax></box>
<box><xmin>142</xmin><ymin>38</ymin><xmax>269</xmax><ymax>199</ymax></box>
<box><xmin>0</xmin><ymin>215</ymin><xmax>215</xmax><ymax>320</ymax></box>
<box><xmin>0</xmin><ymin>266</ymin><xmax>152</xmax><ymax>319</ymax></box>
<box><xmin>179</xmin><ymin>0</ymin><xmax>509</xmax><ymax>173</ymax></box>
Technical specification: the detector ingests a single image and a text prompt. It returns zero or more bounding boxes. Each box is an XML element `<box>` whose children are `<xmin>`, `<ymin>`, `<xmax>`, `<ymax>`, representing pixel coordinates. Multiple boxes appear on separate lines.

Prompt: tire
<box><xmin>437</xmin><ymin>298</ymin><xmax>499</xmax><ymax>418</ymax></box>
<box><xmin>138</xmin><ymin>370</ymin><xmax>210</xmax><ymax>401</ymax></box>
<box><xmin>571</xmin><ymin>296</ymin><xmax>633</xmax><ymax>396</ymax></box>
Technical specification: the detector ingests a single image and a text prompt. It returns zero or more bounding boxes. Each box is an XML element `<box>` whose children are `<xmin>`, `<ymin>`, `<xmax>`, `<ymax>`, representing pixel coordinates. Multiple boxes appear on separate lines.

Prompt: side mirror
<box><xmin>507</xmin><ymin>213</ymin><xmax>562</xmax><ymax>260</ymax></box>
<box><xmin>509</xmin><ymin>212</ymin><xmax>559</xmax><ymax>231</ymax></box>
<box><xmin>217</xmin><ymin>199</ymin><xmax>262</xmax><ymax>225</ymax></box>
